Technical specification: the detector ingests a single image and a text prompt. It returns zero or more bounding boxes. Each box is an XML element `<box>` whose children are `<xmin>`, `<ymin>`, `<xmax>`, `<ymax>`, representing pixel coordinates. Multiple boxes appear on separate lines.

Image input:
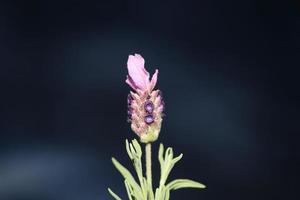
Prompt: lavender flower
<box><xmin>126</xmin><ymin>54</ymin><xmax>164</xmax><ymax>143</ymax></box>
<box><xmin>108</xmin><ymin>54</ymin><xmax>205</xmax><ymax>200</ymax></box>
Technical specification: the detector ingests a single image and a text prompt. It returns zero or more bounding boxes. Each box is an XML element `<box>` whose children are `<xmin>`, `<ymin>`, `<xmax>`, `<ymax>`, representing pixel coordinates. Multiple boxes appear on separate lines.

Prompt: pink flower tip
<box><xmin>126</xmin><ymin>54</ymin><xmax>159</xmax><ymax>93</ymax></box>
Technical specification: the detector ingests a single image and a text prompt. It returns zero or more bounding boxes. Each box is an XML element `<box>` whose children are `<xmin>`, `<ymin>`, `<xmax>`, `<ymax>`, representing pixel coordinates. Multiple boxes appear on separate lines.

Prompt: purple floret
<box><xmin>127</xmin><ymin>107</ymin><xmax>132</xmax><ymax>122</ymax></box>
<box><xmin>127</xmin><ymin>94</ymin><xmax>133</xmax><ymax>105</ymax></box>
<box><xmin>144</xmin><ymin>115</ymin><xmax>154</xmax><ymax>124</ymax></box>
<box><xmin>144</xmin><ymin>101</ymin><xmax>154</xmax><ymax>113</ymax></box>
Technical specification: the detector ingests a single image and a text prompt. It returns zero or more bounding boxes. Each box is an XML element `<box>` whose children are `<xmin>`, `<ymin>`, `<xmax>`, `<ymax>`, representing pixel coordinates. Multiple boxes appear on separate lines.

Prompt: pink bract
<box><xmin>126</xmin><ymin>54</ymin><xmax>158</xmax><ymax>93</ymax></box>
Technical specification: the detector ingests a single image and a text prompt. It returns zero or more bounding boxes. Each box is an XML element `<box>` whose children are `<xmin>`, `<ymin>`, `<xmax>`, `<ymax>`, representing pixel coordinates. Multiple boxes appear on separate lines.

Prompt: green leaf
<box><xmin>156</xmin><ymin>144</ymin><xmax>205</xmax><ymax>199</ymax></box>
<box><xmin>166</xmin><ymin>179</ymin><xmax>206</xmax><ymax>191</ymax></box>
<box><xmin>172</xmin><ymin>154</ymin><xmax>183</xmax><ymax>164</ymax></box>
<box><xmin>125</xmin><ymin>139</ymin><xmax>147</xmax><ymax>199</ymax></box>
<box><xmin>164</xmin><ymin>187</ymin><xmax>170</xmax><ymax>200</ymax></box>
<box><xmin>111</xmin><ymin>157</ymin><xmax>143</xmax><ymax>199</ymax></box>
<box><xmin>108</xmin><ymin>188</ymin><xmax>122</xmax><ymax>200</ymax></box>
<box><xmin>110</xmin><ymin>140</ymin><xmax>206</xmax><ymax>200</ymax></box>
<box><xmin>158</xmin><ymin>145</ymin><xmax>183</xmax><ymax>186</ymax></box>
<box><xmin>155</xmin><ymin>185</ymin><xmax>168</xmax><ymax>200</ymax></box>
<box><xmin>132</xmin><ymin>139</ymin><xmax>142</xmax><ymax>157</ymax></box>
<box><xmin>125</xmin><ymin>140</ymin><xmax>133</xmax><ymax>160</ymax></box>
<box><xmin>158</xmin><ymin>144</ymin><xmax>164</xmax><ymax>166</ymax></box>
<box><xmin>124</xmin><ymin>180</ymin><xmax>133</xmax><ymax>200</ymax></box>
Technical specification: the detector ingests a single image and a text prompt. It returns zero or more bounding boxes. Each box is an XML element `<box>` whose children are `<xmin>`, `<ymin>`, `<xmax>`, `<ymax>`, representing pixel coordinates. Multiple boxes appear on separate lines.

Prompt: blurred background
<box><xmin>0</xmin><ymin>0</ymin><xmax>299</xmax><ymax>199</ymax></box>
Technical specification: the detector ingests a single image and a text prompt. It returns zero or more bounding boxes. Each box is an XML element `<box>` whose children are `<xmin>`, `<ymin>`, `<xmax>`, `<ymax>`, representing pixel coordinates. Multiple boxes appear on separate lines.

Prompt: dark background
<box><xmin>0</xmin><ymin>0</ymin><xmax>299</xmax><ymax>200</ymax></box>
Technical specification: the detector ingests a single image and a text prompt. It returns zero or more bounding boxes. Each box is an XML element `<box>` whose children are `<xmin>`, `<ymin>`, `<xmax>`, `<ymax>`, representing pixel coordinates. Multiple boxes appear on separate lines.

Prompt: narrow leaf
<box><xmin>158</xmin><ymin>143</ymin><xmax>164</xmax><ymax>164</ymax></box>
<box><xmin>108</xmin><ymin>188</ymin><xmax>122</xmax><ymax>200</ymax></box>
<box><xmin>111</xmin><ymin>157</ymin><xmax>143</xmax><ymax>198</ymax></box>
<box><xmin>126</xmin><ymin>140</ymin><xmax>133</xmax><ymax>160</ymax></box>
<box><xmin>124</xmin><ymin>180</ymin><xmax>133</xmax><ymax>200</ymax></box>
<box><xmin>167</xmin><ymin>179</ymin><xmax>206</xmax><ymax>191</ymax></box>
<box><xmin>172</xmin><ymin>153</ymin><xmax>183</xmax><ymax>164</ymax></box>
<box><xmin>132</xmin><ymin>139</ymin><xmax>142</xmax><ymax>157</ymax></box>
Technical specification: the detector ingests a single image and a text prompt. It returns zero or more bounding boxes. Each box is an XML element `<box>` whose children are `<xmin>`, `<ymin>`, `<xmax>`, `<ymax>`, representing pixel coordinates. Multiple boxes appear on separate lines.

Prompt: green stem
<box><xmin>146</xmin><ymin>143</ymin><xmax>154</xmax><ymax>200</ymax></box>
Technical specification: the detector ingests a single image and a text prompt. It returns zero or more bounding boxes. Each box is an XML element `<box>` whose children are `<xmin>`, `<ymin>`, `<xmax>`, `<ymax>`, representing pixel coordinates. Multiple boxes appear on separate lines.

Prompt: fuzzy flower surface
<box><xmin>126</xmin><ymin>54</ymin><xmax>165</xmax><ymax>143</ymax></box>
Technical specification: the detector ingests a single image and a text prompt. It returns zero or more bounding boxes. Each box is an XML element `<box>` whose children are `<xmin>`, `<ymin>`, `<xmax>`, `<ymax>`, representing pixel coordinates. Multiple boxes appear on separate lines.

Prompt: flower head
<box><xmin>126</xmin><ymin>54</ymin><xmax>164</xmax><ymax>143</ymax></box>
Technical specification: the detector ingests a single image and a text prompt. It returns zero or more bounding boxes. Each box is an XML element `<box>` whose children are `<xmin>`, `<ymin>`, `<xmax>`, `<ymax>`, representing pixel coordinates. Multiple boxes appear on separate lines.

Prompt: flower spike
<box><xmin>126</xmin><ymin>54</ymin><xmax>164</xmax><ymax>143</ymax></box>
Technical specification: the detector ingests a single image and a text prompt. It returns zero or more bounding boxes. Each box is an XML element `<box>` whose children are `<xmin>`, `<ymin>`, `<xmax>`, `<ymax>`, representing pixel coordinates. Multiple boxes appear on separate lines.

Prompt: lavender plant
<box><xmin>108</xmin><ymin>54</ymin><xmax>206</xmax><ymax>200</ymax></box>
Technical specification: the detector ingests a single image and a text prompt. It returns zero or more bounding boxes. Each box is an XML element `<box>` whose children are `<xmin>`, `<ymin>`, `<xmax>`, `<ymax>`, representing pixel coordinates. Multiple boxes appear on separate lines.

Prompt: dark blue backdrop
<box><xmin>0</xmin><ymin>0</ymin><xmax>299</xmax><ymax>200</ymax></box>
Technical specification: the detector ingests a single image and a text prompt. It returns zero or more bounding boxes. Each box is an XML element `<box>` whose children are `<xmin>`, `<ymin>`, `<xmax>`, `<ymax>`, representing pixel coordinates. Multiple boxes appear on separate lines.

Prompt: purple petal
<box><xmin>125</xmin><ymin>75</ymin><xmax>139</xmax><ymax>90</ymax></box>
<box><xmin>127</xmin><ymin>54</ymin><xmax>149</xmax><ymax>91</ymax></box>
<box><xmin>144</xmin><ymin>115</ymin><xmax>154</xmax><ymax>124</ymax></box>
<box><xmin>149</xmin><ymin>69</ymin><xmax>158</xmax><ymax>91</ymax></box>
<box><xmin>127</xmin><ymin>93</ymin><xmax>133</xmax><ymax>105</ymax></box>
<box><xmin>144</xmin><ymin>101</ymin><xmax>154</xmax><ymax>113</ymax></box>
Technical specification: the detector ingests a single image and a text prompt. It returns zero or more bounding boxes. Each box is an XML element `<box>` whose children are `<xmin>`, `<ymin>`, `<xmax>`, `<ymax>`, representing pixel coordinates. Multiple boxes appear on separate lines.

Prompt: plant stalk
<box><xmin>146</xmin><ymin>143</ymin><xmax>154</xmax><ymax>200</ymax></box>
